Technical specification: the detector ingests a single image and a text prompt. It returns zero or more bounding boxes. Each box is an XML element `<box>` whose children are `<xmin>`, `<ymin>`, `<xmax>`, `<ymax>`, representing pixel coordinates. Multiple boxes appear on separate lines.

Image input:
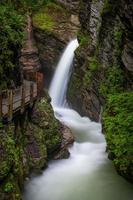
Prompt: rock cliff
<box><xmin>56</xmin><ymin>0</ymin><xmax>80</xmax><ymax>13</ymax></box>
<box><xmin>67</xmin><ymin>0</ymin><xmax>133</xmax><ymax>182</ymax></box>
<box><xmin>33</xmin><ymin>2</ymin><xmax>79</xmax><ymax>87</ymax></box>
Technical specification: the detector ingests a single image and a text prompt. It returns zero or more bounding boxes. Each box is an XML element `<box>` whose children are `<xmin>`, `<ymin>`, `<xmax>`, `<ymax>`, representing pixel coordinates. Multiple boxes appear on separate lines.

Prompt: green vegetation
<box><xmin>101</xmin><ymin>0</ymin><xmax>119</xmax><ymax>16</ymax></box>
<box><xmin>0</xmin><ymin>5</ymin><xmax>24</xmax><ymax>89</ymax></box>
<box><xmin>4</xmin><ymin>182</ymin><xmax>14</xmax><ymax>193</ymax></box>
<box><xmin>103</xmin><ymin>93</ymin><xmax>133</xmax><ymax>176</ymax></box>
<box><xmin>89</xmin><ymin>56</ymin><xmax>99</xmax><ymax>71</ymax></box>
<box><xmin>78</xmin><ymin>31</ymin><xmax>90</xmax><ymax>48</ymax></box>
<box><xmin>33</xmin><ymin>2</ymin><xmax>68</xmax><ymax>31</ymax></box>
<box><xmin>100</xmin><ymin>23</ymin><xmax>124</xmax><ymax>97</ymax></box>
<box><xmin>83</xmin><ymin>56</ymin><xmax>100</xmax><ymax>87</ymax></box>
<box><xmin>35</xmin><ymin>96</ymin><xmax>61</xmax><ymax>154</ymax></box>
<box><xmin>98</xmin><ymin>20</ymin><xmax>132</xmax><ymax>178</ymax></box>
<box><xmin>33</xmin><ymin>12</ymin><xmax>55</xmax><ymax>31</ymax></box>
<box><xmin>0</xmin><ymin>0</ymin><xmax>54</xmax><ymax>90</ymax></box>
<box><xmin>76</xmin><ymin>31</ymin><xmax>90</xmax><ymax>57</ymax></box>
<box><xmin>0</xmin><ymin>92</ymin><xmax>62</xmax><ymax>199</ymax></box>
<box><xmin>101</xmin><ymin>0</ymin><xmax>113</xmax><ymax>15</ymax></box>
<box><xmin>99</xmin><ymin>65</ymin><xmax>124</xmax><ymax>97</ymax></box>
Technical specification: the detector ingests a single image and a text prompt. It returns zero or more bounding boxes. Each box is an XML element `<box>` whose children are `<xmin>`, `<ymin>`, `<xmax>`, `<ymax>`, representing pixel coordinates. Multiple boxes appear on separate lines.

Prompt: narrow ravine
<box><xmin>23</xmin><ymin>40</ymin><xmax>133</xmax><ymax>200</ymax></box>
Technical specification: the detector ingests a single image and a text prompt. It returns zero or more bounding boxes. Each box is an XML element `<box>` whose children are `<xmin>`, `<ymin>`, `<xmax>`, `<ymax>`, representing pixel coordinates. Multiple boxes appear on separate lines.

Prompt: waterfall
<box><xmin>49</xmin><ymin>39</ymin><xmax>79</xmax><ymax>107</ymax></box>
<box><xmin>49</xmin><ymin>39</ymin><xmax>104</xmax><ymax>143</ymax></box>
<box><xmin>23</xmin><ymin>40</ymin><xmax>133</xmax><ymax>200</ymax></box>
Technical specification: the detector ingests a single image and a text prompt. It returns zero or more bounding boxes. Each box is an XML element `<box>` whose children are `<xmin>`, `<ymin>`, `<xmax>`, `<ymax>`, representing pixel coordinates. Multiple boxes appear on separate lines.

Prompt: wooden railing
<box><xmin>0</xmin><ymin>80</ymin><xmax>37</xmax><ymax>121</ymax></box>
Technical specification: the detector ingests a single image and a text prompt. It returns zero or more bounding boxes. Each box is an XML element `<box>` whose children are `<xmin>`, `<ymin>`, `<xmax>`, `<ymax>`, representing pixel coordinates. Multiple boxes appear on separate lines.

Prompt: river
<box><xmin>23</xmin><ymin>39</ymin><xmax>133</xmax><ymax>200</ymax></box>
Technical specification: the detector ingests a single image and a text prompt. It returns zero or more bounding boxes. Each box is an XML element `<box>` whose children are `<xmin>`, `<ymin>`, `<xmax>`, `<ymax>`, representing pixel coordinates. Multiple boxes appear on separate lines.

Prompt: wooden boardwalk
<box><xmin>0</xmin><ymin>80</ymin><xmax>37</xmax><ymax>121</ymax></box>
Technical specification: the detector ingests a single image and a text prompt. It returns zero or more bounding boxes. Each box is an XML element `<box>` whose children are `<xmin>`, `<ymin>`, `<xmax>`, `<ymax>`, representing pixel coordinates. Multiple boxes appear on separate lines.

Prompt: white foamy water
<box><xmin>23</xmin><ymin>39</ymin><xmax>133</xmax><ymax>200</ymax></box>
<box><xmin>49</xmin><ymin>39</ymin><xmax>79</xmax><ymax>107</ymax></box>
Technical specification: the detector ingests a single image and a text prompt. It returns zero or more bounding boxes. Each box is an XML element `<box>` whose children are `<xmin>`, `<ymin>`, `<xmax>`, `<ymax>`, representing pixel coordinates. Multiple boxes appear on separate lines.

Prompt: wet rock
<box><xmin>54</xmin><ymin>126</ymin><xmax>74</xmax><ymax>159</ymax></box>
<box><xmin>122</xmin><ymin>42</ymin><xmax>133</xmax><ymax>72</ymax></box>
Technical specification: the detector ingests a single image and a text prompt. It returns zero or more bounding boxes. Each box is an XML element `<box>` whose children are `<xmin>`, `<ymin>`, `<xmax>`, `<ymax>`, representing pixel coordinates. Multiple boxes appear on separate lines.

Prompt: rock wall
<box><xmin>68</xmin><ymin>0</ymin><xmax>105</xmax><ymax>121</ymax></box>
<box><xmin>19</xmin><ymin>15</ymin><xmax>41</xmax><ymax>80</ymax></box>
<box><xmin>33</xmin><ymin>2</ymin><xmax>79</xmax><ymax>87</ymax></box>
<box><xmin>56</xmin><ymin>0</ymin><xmax>80</xmax><ymax>13</ymax></box>
<box><xmin>68</xmin><ymin>0</ymin><xmax>133</xmax><ymax>120</ymax></box>
<box><xmin>67</xmin><ymin>0</ymin><xmax>133</xmax><ymax>182</ymax></box>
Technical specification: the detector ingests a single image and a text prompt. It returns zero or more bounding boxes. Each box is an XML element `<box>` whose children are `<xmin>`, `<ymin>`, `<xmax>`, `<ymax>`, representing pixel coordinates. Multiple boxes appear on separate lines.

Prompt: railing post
<box><xmin>8</xmin><ymin>90</ymin><xmax>13</xmax><ymax>121</ymax></box>
<box><xmin>0</xmin><ymin>91</ymin><xmax>2</xmax><ymax>120</ymax></box>
<box><xmin>21</xmin><ymin>84</ymin><xmax>25</xmax><ymax>113</ymax></box>
<box><xmin>36</xmin><ymin>72</ymin><xmax>43</xmax><ymax>97</ymax></box>
<box><xmin>35</xmin><ymin>72</ymin><xmax>38</xmax><ymax>96</ymax></box>
<box><xmin>30</xmin><ymin>82</ymin><xmax>34</xmax><ymax>107</ymax></box>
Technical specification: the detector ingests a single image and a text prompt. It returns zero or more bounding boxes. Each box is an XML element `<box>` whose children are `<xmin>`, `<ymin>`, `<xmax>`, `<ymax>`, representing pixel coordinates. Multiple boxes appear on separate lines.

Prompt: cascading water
<box><xmin>49</xmin><ymin>39</ymin><xmax>79</xmax><ymax>107</ymax></box>
<box><xmin>23</xmin><ymin>39</ymin><xmax>133</xmax><ymax>200</ymax></box>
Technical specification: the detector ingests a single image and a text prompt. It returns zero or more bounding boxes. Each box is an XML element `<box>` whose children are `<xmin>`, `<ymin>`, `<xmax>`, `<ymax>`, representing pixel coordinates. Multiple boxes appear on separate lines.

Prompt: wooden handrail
<box><xmin>0</xmin><ymin>81</ymin><xmax>38</xmax><ymax>121</ymax></box>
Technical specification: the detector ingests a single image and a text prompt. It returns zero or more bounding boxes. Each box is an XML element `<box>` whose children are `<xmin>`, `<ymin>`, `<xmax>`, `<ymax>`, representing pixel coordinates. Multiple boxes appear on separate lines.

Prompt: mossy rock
<box><xmin>25</xmin><ymin>123</ymin><xmax>47</xmax><ymax>171</ymax></box>
<box><xmin>0</xmin><ymin>173</ymin><xmax>22</xmax><ymax>200</ymax></box>
<box><xmin>32</xmin><ymin>92</ymin><xmax>62</xmax><ymax>156</ymax></box>
<box><xmin>33</xmin><ymin>2</ymin><xmax>69</xmax><ymax>32</ymax></box>
<box><xmin>103</xmin><ymin>92</ymin><xmax>133</xmax><ymax>182</ymax></box>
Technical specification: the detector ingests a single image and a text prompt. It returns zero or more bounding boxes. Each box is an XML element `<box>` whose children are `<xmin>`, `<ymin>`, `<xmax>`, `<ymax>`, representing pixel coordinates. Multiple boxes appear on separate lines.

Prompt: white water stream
<box><xmin>23</xmin><ymin>39</ymin><xmax>133</xmax><ymax>200</ymax></box>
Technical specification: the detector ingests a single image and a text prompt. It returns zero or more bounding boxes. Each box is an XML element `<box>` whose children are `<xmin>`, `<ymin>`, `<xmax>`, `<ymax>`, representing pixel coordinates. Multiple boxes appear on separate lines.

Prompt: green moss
<box><xmin>76</xmin><ymin>31</ymin><xmax>90</xmax><ymax>57</ymax></box>
<box><xmin>114</xmin><ymin>30</ymin><xmax>123</xmax><ymax>43</ymax></box>
<box><xmin>101</xmin><ymin>0</ymin><xmax>113</xmax><ymax>15</ymax></box>
<box><xmin>99</xmin><ymin>65</ymin><xmax>124</xmax><ymax>97</ymax></box>
<box><xmin>4</xmin><ymin>182</ymin><xmax>14</xmax><ymax>193</ymax></box>
<box><xmin>103</xmin><ymin>92</ymin><xmax>133</xmax><ymax>176</ymax></box>
<box><xmin>33</xmin><ymin>2</ymin><xmax>68</xmax><ymax>31</ymax></box>
<box><xmin>99</xmin><ymin>22</ymin><xmax>124</xmax><ymax>98</ymax></box>
<box><xmin>36</xmin><ymin>97</ymin><xmax>61</xmax><ymax>153</ymax></box>
<box><xmin>33</xmin><ymin>13</ymin><xmax>55</xmax><ymax>31</ymax></box>
<box><xmin>2</xmin><ymin>174</ymin><xmax>22</xmax><ymax>199</ymax></box>
<box><xmin>89</xmin><ymin>56</ymin><xmax>99</xmax><ymax>71</ymax></box>
<box><xmin>78</xmin><ymin>31</ymin><xmax>90</xmax><ymax>48</ymax></box>
<box><xmin>0</xmin><ymin>127</ymin><xmax>15</xmax><ymax>180</ymax></box>
<box><xmin>101</xmin><ymin>0</ymin><xmax>119</xmax><ymax>16</ymax></box>
<box><xmin>83</xmin><ymin>56</ymin><xmax>100</xmax><ymax>87</ymax></box>
<box><xmin>83</xmin><ymin>71</ymin><xmax>92</xmax><ymax>87</ymax></box>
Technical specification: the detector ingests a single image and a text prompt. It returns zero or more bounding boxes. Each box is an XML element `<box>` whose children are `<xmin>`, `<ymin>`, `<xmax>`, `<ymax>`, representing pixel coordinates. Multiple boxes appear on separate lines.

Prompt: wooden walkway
<box><xmin>0</xmin><ymin>80</ymin><xmax>37</xmax><ymax>121</ymax></box>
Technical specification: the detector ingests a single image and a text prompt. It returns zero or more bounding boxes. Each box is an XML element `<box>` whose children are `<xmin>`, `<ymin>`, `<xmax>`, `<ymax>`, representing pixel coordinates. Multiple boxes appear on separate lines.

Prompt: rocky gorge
<box><xmin>0</xmin><ymin>0</ymin><xmax>133</xmax><ymax>199</ymax></box>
